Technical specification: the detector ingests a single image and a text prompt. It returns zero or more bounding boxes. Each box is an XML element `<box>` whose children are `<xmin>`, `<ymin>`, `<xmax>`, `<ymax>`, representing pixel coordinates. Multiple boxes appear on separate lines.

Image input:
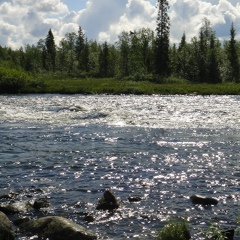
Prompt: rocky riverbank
<box><xmin>0</xmin><ymin>188</ymin><xmax>235</xmax><ymax>239</ymax></box>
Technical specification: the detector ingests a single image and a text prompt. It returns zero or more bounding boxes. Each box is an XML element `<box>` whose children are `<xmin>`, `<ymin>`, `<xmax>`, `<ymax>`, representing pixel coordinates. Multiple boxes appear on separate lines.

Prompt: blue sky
<box><xmin>64</xmin><ymin>0</ymin><xmax>87</xmax><ymax>12</ymax></box>
<box><xmin>0</xmin><ymin>0</ymin><xmax>239</xmax><ymax>49</ymax></box>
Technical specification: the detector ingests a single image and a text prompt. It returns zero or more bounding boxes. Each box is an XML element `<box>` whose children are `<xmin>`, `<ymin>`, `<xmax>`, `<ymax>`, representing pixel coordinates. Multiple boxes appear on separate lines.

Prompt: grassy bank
<box><xmin>23</xmin><ymin>76</ymin><xmax>240</xmax><ymax>95</ymax></box>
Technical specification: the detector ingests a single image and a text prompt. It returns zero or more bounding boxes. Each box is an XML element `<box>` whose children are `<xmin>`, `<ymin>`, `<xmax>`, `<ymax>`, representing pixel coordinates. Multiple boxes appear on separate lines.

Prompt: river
<box><xmin>0</xmin><ymin>94</ymin><xmax>240</xmax><ymax>239</ymax></box>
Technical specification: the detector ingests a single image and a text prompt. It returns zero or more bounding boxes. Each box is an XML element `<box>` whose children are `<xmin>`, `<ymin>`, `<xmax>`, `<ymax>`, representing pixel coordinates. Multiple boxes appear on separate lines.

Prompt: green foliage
<box><xmin>0</xmin><ymin>66</ymin><xmax>31</xmax><ymax>93</ymax></box>
<box><xmin>202</xmin><ymin>224</ymin><xmax>230</xmax><ymax>240</ymax></box>
<box><xmin>155</xmin><ymin>0</ymin><xmax>170</xmax><ymax>77</ymax></box>
<box><xmin>156</xmin><ymin>218</ymin><xmax>190</xmax><ymax>240</ymax></box>
<box><xmin>225</xmin><ymin>23</ymin><xmax>240</xmax><ymax>82</ymax></box>
<box><xmin>45</xmin><ymin>29</ymin><xmax>56</xmax><ymax>71</ymax></box>
<box><xmin>1</xmin><ymin>15</ymin><xmax>240</xmax><ymax>91</ymax></box>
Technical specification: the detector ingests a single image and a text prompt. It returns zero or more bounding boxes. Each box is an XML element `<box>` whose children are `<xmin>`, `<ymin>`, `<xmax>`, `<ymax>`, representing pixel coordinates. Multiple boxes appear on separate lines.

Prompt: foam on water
<box><xmin>1</xmin><ymin>94</ymin><xmax>240</xmax><ymax>130</ymax></box>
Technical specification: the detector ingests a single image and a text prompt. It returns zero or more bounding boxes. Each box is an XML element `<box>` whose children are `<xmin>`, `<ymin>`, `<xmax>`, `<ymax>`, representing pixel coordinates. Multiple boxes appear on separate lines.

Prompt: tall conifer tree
<box><xmin>155</xmin><ymin>0</ymin><xmax>170</xmax><ymax>78</ymax></box>
<box><xmin>45</xmin><ymin>29</ymin><xmax>56</xmax><ymax>71</ymax></box>
<box><xmin>226</xmin><ymin>23</ymin><xmax>240</xmax><ymax>82</ymax></box>
<box><xmin>75</xmin><ymin>26</ymin><xmax>85</xmax><ymax>71</ymax></box>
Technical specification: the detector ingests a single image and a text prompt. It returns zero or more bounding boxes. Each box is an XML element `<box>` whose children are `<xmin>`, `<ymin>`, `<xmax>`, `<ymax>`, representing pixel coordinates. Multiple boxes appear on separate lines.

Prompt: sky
<box><xmin>0</xmin><ymin>0</ymin><xmax>240</xmax><ymax>49</ymax></box>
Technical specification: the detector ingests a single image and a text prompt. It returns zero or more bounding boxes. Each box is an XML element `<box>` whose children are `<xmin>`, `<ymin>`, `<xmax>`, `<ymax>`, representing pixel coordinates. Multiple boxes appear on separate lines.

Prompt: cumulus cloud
<box><xmin>109</xmin><ymin>0</ymin><xmax>156</xmax><ymax>40</ymax></box>
<box><xmin>75</xmin><ymin>0</ymin><xmax>129</xmax><ymax>41</ymax></box>
<box><xmin>170</xmin><ymin>0</ymin><xmax>240</xmax><ymax>43</ymax></box>
<box><xmin>0</xmin><ymin>0</ymin><xmax>240</xmax><ymax>49</ymax></box>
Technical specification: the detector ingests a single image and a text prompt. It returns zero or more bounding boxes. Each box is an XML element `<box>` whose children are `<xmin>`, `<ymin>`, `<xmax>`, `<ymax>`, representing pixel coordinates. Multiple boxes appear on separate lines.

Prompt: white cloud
<box><xmin>75</xmin><ymin>0</ymin><xmax>156</xmax><ymax>43</ymax></box>
<box><xmin>75</xmin><ymin>0</ymin><xmax>129</xmax><ymax>41</ymax></box>
<box><xmin>0</xmin><ymin>0</ymin><xmax>240</xmax><ymax>49</ymax></box>
<box><xmin>170</xmin><ymin>0</ymin><xmax>240</xmax><ymax>43</ymax></box>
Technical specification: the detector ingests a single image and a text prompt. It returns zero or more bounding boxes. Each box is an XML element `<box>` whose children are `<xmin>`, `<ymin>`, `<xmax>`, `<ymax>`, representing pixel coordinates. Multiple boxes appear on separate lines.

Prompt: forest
<box><xmin>0</xmin><ymin>0</ymin><xmax>240</xmax><ymax>93</ymax></box>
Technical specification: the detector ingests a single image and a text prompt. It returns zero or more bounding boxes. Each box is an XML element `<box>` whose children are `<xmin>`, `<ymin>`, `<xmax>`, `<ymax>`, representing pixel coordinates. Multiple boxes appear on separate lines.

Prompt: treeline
<box><xmin>0</xmin><ymin>19</ymin><xmax>240</xmax><ymax>84</ymax></box>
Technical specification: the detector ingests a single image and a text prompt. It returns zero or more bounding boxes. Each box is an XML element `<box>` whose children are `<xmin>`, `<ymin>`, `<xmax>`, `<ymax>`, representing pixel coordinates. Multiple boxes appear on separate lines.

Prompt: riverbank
<box><xmin>23</xmin><ymin>77</ymin><xmax>240</xmax><ymax>95</ymax></box>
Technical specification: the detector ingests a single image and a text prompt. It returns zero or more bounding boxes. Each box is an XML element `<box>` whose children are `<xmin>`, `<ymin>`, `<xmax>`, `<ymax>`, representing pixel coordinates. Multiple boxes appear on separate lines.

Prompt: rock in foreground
<box><xmin>190</xmin><ymin>195</ymin><xmax>218</xmax><ymax>205</ymax></box>
<box><xmin>0</xmin><ymin>211</ymin><xmax>15</xmax><ymax>240</ymax></box>
<box><xmin>19</xmin><ymin>216</ymin><xmax>97</xmax><ymax>240</ymax></box>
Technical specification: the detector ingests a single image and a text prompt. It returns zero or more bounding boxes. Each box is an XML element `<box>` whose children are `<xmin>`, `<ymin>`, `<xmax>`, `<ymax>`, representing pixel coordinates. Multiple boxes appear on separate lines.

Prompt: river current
<box><xmin>0</xmin><ymin>94</ymin><xmax>240</xmax><ymax>239</ymax></box>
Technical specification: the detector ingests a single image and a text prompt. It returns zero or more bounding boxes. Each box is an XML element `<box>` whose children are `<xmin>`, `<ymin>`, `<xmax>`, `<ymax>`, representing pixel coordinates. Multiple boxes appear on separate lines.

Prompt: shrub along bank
<box><xmin>1</xmin><ymin>70</ymin><xmax>240</xmax><ymax>95</ymax></box>
<box><xmin>23</xmin><ymin>75</ymin><xmax>240</xmax><ymax>95</ymax></box>
<box><xmin>0</xmin><ymin>66</ymin><xmax>31</xmax><ymax>93</ymax></box>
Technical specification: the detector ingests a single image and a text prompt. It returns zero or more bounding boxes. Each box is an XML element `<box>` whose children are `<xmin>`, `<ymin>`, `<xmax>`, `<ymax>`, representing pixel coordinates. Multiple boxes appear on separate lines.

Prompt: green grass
<box><xmin>21</xmin><ymin>74</ymin><xmax>240</xmax><ymax>95</ymax></box>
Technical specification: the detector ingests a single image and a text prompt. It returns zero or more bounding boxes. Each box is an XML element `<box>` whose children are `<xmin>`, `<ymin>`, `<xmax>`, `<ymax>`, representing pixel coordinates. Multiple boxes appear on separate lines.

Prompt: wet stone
<box><xmin>128</xmin><ymin>196</ymin><xmax>142</xmax><ymax>202</ymax></box>
<box><xmin>0</xmin><ymin>201</ymin><xmax>32</xmax><ymax>215</ymax></box>
<box><xmin>83</xmin><ymin>215</ymin><xmax>95</xmax><ymax>223</ymax></box>
<box><xmin>96</xmin><ymin>189</ymin><xmax>120</xmax><ymax>210</ymax></box>
<box><xmin>0</xmin><ymin>192</ymin><xmax>18</xmax><ymax>200</ymax></box>
<box><xmin>221</xmin><ymin>229</ymin><xmax>234</xmax><ymax>240</ymax></box>
<box><xmin>19</xmin><ymin>216</ymin><xmax>97</xmax><ymax>240</ymax></box>
<box><xmin>190</xmin><ymin>195</ymin><xmax>218</xmax><ymax>205</ymax></box>
<box><xmin>13</xmin><ymin>217</ymin><xmax>31</xmax><ymax>226</ymax></box>
<box><xmin>0</xmin><ymin>211</ymin><xmax>15</xmax><ymax>240</ymax></box>
<box><xmin>33</xmin><ymin>197</ymin><xmax>50</xmax><ymax>209</ymax></box>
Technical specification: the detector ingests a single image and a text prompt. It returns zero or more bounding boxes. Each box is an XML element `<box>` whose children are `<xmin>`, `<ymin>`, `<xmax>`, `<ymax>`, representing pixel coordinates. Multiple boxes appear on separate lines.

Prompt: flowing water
<box><xmin>0</xmin><ymin>94</ymin><xmax>240</xmax><ymax>239</ymax></box>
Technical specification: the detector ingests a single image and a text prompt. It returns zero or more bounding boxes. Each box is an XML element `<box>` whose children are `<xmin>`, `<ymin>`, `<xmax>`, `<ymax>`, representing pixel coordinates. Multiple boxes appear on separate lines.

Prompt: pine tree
<box><xmin>198</xmin><ymin>28</ymin><xmax>208</xmax><ymax>83</ymax></box>
<box><xmin>226</xmin><ymin>23</ymin><xmax>240</xmax><ymax>82</ymax></box>
<box><xmin>45</xmin><ymin>29</ymin><xmax>56</xmax><ymax>71</ymax></box>
<box><xmin>117</xmin><ymin>31</ymin><xmax>131</xmax><ymax>77</ymax></box>
<box><xmin>81</xmin><ymin>38</ymin><xmax>90</xmax><ymax>72</ymax></box>
<box><xmin>99</xmin><ymin>41</ymin><xmax>109</xmax><ymax>77</ymax></box>
<box><xmin>155</xmin><ymin>0</ymin><xmax>170</xmax><ymax>78</ymax></box>
<box><xmin>75</xmin><ymin>26</ymin><xmax>85</xmax><ymax>71</ymax></box>
<box><xmin>177</xmin><ymin>32</ymin><xmax>190</xmax><ymax>79</ymax></box>
<box><xmin>208</xmin><ymin>34</ymin><xmax>221</xmax><ymax>83</ymax></box>
<box><xmin>65</xmin><ymin>32</ymin><xmax>77</xmax><ymax>73</ymax></box>
<box><xmin>197</xmin><ymin>18</ymin><xmax>218</xmax><ymax>83</ymax></box>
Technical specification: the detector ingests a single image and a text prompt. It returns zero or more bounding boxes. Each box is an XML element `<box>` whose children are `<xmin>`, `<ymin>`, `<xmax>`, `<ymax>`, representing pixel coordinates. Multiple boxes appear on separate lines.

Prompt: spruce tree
<box><xmin>155</xmin><ymin>0</ymin><xmax>170</xmax><ymax>78</ymax></box>
<box><xmin>45</xmin><ymin>29</ymin><xmax>56</xmax><ymax>71</ymax></box>
<box><xmin>208</xmin><ymin>34</ymin><xmax>221</xmax><ymax>83</ymax></box>
<box><xmin>99</xmin><ymin>41</ymin><xmax>109</xmax><ymax>77</ymax></box>
<box><xmin>117</xmin><ymin>31</ymin><xmax>131</xmax><ymax>77</ymax></box>
<box><xmin>177</xmin><ymin>32</ymin><xmax>190</xmax><ymax>79</ymax></box>
<box><xmin>75</xmin><ymin>26</ymin><xmax>85</xmax><ymax>71</ymax></box>
<box><xmin>226</xmin><ymin>23</ymin><xmax>240</xmax><ymax>82</ymax></box>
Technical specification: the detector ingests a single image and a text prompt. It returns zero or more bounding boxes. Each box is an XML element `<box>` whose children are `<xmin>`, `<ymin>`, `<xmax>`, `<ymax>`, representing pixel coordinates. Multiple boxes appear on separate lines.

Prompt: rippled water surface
<box><xmin>0</xmin><ymin>94</ymin><xmax>240</xmax><ymax>239</ymax></box>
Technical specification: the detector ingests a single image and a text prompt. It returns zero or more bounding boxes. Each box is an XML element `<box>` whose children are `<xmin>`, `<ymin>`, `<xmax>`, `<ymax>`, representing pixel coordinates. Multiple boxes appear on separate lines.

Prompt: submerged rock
<box><xmin>96</xmin><ymin>189</ymin><xmax>120</xmax><ymax>210</ymax></box>
<box><xmin>0</xmin><ymin>201</ymin><xmax>32</xmax><ymax>214</ymax></box>
<box><xmin>128</xmin><ymin>196</ymin><xmax>142</xmax><ymax>202</ymax></box>
<box><xmin>69</xmin><ymin>105</ymin><xmax>84</xmax><ymax>112</ymax></box>
<box><xmin>13</xmin><ymin>216</ymin><xmax>31</xmax><ymax>226</ymax></box>
<box><xmin>190</xmin><ymin>195</ymin><xmax>218</xmax><ymax>205</ymax></box>
<box><xmin>83</xmin><ymin>215</ymin><xmax>95</xmax><ymax>223</ymax></box>
<box><xmin>0</xmin><ymin>192</ymin><xmax>18</xmax><ymax>200</ymax></box>
<box><xmin>0</xmin><ymin>211</ymin><xmax>15</xmax><ymax>240</ymax></box>
<box><xmin>221</xmin><ymin>229</ymin><xmax>234</xmax><ymax>240</ymax></box>
<box><xmin>33</xmin><ymin>197</ymin><xmax>50</xmax><ymax>209</ymax></box>
<box><xmin>19</xmin><ymin>216</ymin><xmax>97</xmax><ymax>240</ymax></box>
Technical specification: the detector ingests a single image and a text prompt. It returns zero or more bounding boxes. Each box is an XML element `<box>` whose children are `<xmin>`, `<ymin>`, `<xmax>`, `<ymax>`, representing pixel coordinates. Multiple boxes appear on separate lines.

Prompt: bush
<box><xmin>203</xmin><ymin>224</ymin><xmax>233</xmax><ymax>240</ymax></box>
<box><xmin>156</xmin><ymin>218</ymin><xmax>191</xmax><ymax>240</ymax></box>
<box><xmin>0</xmin><ymin>66</ymin><xmax>31</xmax><ymax>93</ymax></box>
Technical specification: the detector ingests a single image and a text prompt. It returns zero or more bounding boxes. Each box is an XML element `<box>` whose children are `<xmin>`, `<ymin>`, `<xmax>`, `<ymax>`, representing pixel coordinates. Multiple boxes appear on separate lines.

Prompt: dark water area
<box><xmin>0</xmin><ymin>95</ymin><xmax>240</xmax><ymax>239</ymax></box>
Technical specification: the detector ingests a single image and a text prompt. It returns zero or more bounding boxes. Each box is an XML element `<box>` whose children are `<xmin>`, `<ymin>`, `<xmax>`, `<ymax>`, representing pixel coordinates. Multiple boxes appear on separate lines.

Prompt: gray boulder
<box><xmin>19</xmin><ymin>216</ymin><xmax>97</xmax><ymax>240</ymax></box>
<box><xmin>0</xmin><ymin>211</ymin><xmax>15</xmax><ymax>240</ymax></box>
<box><xmin>190</xmin><ymin>195</ymin><xmax>218</xmax><ymax>205</ymax></box>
